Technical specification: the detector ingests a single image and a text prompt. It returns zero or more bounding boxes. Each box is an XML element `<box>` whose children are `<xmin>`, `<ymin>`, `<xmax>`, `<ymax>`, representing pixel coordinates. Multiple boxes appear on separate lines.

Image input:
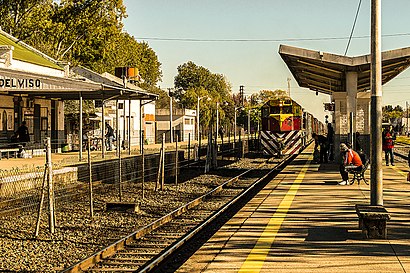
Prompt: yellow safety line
<box><xmin>390</xmin><ymin>165</ymin><xmax>407</xmax><ymax>177</ymax></box>
<box><xmin>238</xmin><ymin>156</ymin><xmax>312</xmax><ymax>273</ymax></box>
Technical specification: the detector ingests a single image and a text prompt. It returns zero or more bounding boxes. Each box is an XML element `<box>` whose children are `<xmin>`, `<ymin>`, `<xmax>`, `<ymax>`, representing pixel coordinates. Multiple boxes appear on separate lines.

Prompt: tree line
<box><xmin>0</xmin><ymin>0</ymin><xmax>283</xmax><ymax>135</ymax></box>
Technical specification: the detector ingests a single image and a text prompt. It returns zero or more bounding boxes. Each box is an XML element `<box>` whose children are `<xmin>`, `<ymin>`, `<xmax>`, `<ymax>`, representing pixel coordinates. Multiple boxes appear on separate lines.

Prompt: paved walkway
<box><xmin>176</xmin><ymin>146</ymin><xmax>410</xmax><ymax>272</ymax></box>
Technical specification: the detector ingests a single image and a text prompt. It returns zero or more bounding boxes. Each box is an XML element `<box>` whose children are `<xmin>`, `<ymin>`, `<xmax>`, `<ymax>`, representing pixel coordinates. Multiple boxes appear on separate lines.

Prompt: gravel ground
<box><xmin>0</xmin><ymin>155</ymin><xmax>275</xmax><ymax>273</ymax></box>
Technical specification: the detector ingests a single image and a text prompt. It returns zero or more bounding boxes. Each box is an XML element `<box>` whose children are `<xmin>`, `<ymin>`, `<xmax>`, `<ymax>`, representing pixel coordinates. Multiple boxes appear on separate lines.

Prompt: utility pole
<box><xmin>370</xmin><ymin>0</ymin><xmax>383</xmax><ymax>206</ymax></box>
<box><xmin>168</xmin><ymin>88</ymin><xmax>173</xmax><ymax>143</ymax></box>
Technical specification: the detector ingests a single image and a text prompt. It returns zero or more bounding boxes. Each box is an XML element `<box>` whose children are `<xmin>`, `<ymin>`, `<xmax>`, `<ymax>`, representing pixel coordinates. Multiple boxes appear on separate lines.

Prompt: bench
<box><xmin>0</xmin><ymin>147</ymin><xmax>19</xmax><ymax>159</ymax></box>
<box><xmin>347</xmin><ymin>159</ymin><xmax>370</xmax><ymax>185</ymax></box>
<box><xmin>355</xmin><ymin>204</ymin><xmax>390</xmax><ymax>239</ymax></box>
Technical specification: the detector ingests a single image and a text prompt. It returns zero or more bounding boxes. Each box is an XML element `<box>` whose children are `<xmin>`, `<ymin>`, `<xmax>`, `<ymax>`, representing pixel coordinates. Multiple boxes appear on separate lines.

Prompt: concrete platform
<box><xmin>175</xmin><ymin>146</ymin><xmax>410</xmax><ymax>272</ymax></box>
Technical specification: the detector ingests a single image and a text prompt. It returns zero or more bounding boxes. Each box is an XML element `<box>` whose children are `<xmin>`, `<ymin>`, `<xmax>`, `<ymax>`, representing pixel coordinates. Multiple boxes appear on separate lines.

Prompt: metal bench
<box><xmin>0</xmin><ymin>147</ymin><xmax>20</xmax><ymax>159</ymax></box>
<box><xmin>355</xmin><ymin>204</ymin><xmax>390</xmax><ymax>239</ymax></box>
<box><xmin>346</xmin><ymin>159</ymin><xmax>370</xmax><ymax>185</ymax></box>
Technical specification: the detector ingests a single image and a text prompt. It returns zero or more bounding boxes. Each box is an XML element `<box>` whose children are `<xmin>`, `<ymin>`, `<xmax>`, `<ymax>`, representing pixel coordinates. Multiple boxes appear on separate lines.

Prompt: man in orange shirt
<box><xmin>338</xmin><ymin>143</ymin><xmax>363</xmax><ymax>185</ymax></box>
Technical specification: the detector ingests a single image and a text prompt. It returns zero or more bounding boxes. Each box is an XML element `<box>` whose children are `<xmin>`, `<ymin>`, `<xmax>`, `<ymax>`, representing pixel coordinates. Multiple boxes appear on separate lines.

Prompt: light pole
<box><xmin>197</xmin><ymin>96</ymin><xmax>210</xmax><ymax>141</ymax></box>
<box><xmin>234</xmin><ymin>106</ymin><xmax>242</xmax><ymax>148</ymax></box>
<box><xmin>216</xmin><ymin>102</ymin><xmax>219</xmax><ymax>143</ymax></box>
<box><xmin>168</xmin><ymin>88</ymin><xmax>173</xmax><ymax>143</ymax></box>
<box><xmin>248</xmin><ymin>109</ymin><xmax>251</xmax><ymax>138</ymax></box>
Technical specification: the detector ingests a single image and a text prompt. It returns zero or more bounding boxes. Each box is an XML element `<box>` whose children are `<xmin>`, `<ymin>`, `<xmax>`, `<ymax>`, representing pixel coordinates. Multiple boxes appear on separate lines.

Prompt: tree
<box><xmin>0</xmin><ymin>0</ymin><xmax>52</xmax><ymax>39</ymax></box>
<box><xmin>174</xmin><ymin>61</ymin><xmax>233</xmax><ymax>132</ymax></box>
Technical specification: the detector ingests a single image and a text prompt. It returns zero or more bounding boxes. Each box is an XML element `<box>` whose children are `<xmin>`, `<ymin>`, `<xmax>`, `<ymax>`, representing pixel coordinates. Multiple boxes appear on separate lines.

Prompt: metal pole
<box><xmin>46</xmin><ymin>137</ymin><xmax>55</xmax><ymax>234</ymax></box>
<box><xmin>128</xmin><ymin>99</ymin><xmax>131</xmax><ymax>155</ymax></box>
<box><xmin>88</xmin><ymin>137</ymin><xmax>94</xmax><ymax>218</ymax></box>
<box><xmin>161</xmin><ymin>133</ymin><xmax>165</xmax><ymax>190</ymax></box>
<box><xmin>248</xmin><ymin>109</ymin><xmax>251</xmax><ymax>140</ymax></box>
<box><xmin>188</xmin><ymin>133</ymin><xmax>191</xmax><ymax>165</ymax></box>
<box><xmin>116</xmin><ymin>100</ymin><xmax>119</xmax><ymax>157</ymax></box>
<box><xmin>169</xmin><ymin>89</ymin><xmax>173</xmax><ymax>143</ymax></box>
<box><xmin>118</xmin><ymin>135</ymin><xmax>122</xmax><ymax>202</ymax></box>
<box><xmin>123</xmin><ymin>100</ymin><xmax>126</xmax><ymax>151</ymax></box>
<box><xmin>141</xmin><ymin>112</ymin><xmax>145</xmax><ymax>199</ymax></box>
<box><xmin>79</xmin><ymin>93</ymin><xmax>83</xmax><ymax>161</ymax></box>
<box><xmin>175</xmin><ymin>134</ymin><xmax>178</xmax><ymax>186</ymax></box>
<box><xmin>350</xmin><ymin>112</ymin><xmax>354</xmax><ymax>147</ymax></box>
<box><xmin>102</xmin><ymin>101</ymin><xmax>105</xmax><ymax>159</ymax></box>
<box><xmin>234</xmin><ymin>109</ymin><xmax>237</xmax><ymax>149</ymax></box>
<box><xmin>370</xmin><ymin>0</ymin><xmax>383</xmax><ymax>206</ymax></box>
<box><xmin>216</xmin><ymin>102</ymin><xmax>219</xmax><ymax>145</ymax></box>
<box><xmin>139</xmin><ymin>101</ymin><xmax>143</xmax><ymax>153</ymax></box>
<box><xmin>197</xmin><ymin>96</ymin><xmax>200</xmax><ymax>141</ymax></box>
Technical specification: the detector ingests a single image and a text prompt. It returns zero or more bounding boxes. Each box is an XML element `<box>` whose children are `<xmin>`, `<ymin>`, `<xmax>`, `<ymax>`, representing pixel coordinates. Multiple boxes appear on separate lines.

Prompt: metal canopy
<box><xmin>279</xmin><ymin>44</ymin><xmax>410</xmax><ymax>95</ymax></box>
<box><xmin>0</xmin><ymin>67</ymin><xmax>158</xmax><ymax>101</ymax></box>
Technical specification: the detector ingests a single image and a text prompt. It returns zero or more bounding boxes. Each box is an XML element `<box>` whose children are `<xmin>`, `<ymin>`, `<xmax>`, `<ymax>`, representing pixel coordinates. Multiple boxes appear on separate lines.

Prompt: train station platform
<box><xmin>175</xmin><ymin>145</ymin><xmax>410</xmax><ymax>273</ymax></box>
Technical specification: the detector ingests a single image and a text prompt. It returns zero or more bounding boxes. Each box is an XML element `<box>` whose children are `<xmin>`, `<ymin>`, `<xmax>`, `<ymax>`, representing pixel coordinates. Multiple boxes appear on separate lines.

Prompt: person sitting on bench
<box><xmin>339</xmin><ymin>143</ymin><xmax>363</xmax><ymax>185</ymax></box>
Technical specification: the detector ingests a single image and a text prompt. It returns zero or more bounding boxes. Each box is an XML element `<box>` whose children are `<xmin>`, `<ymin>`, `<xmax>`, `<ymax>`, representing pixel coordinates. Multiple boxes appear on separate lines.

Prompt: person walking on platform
<box><xmin>382</xmin><ymin>125</ymin><xmax>396</xmax><ymax>166</ymax></box>
<box><xmin>312</xmin><ymin>133</ymin><xmax>328</xmax><ymax>163</ymax></box>
<box><xmin>105</xmin><ymin>122</ymin><xmax>115</xmax><ymax>151</ymax></box>
<box><xmin>338</xmin><ymin>143</ymin><xmax>363</xmax><ymax>185</ymax></box>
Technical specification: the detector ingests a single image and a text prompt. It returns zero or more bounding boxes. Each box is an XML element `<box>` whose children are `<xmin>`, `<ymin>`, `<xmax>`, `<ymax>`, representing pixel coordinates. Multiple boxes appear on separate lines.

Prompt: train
<box><xmin>260</xmin><ymin>97</ymin><xmax>325</xmax><ymax>156</ymax></box>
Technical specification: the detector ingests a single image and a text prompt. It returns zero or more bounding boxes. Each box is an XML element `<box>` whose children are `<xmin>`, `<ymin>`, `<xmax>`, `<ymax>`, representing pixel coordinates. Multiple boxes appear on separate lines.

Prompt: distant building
<box><xmin>156</xmin><ymin>108</ymin><xmax>196</xmax><ymax>143</ymax></box>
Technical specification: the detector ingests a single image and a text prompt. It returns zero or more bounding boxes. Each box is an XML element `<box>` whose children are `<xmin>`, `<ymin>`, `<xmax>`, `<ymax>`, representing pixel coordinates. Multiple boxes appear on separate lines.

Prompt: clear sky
<box><xmin>123</xmin><ymin>0</ymin><xmax>410</xmax><ymax>122</ymax></box>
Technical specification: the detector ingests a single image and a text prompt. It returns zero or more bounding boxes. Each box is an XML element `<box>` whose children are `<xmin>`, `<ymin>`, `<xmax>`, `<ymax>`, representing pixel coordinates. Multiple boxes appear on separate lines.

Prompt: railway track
<box><xmin>62</xmin><ymin>154</ymin><xmax>295</xmax><ymax>273</ymax></box>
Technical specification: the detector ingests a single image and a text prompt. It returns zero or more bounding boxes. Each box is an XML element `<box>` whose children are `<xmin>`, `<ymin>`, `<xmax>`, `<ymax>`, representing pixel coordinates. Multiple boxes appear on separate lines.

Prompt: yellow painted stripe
<box><xmin>238</xmin><ymin>157</ymin><xmax>312</xmax><ymax>273</ymax></box>
<box><xmin>390</xmin><ymin>165</ymin><xmax>407</xmax><ymax>177</ymax></box>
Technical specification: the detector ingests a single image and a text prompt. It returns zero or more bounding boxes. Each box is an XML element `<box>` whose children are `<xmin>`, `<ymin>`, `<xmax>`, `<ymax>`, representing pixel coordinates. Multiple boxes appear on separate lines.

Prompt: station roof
<box><xmin>279</xmin><ymin>45</ymin><xmax>410</xmax><ymax>95</ymax></box>
<box><xmin>0</xmin><ymin>67</ymin><xmax>158</xmax><ymax>101</ymax></box>
<box><xmin>0</xmin><ymin>30</ymin><xmax>63</xmax><ymax>70</ymax></box>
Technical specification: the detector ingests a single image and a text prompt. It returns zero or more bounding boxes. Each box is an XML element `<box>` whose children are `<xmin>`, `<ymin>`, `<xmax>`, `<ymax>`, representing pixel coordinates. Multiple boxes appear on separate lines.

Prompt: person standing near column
<box><xmin>382</xmin><ymin>125</ymin><xmax>395</xmax><ymax>166</ymax></box>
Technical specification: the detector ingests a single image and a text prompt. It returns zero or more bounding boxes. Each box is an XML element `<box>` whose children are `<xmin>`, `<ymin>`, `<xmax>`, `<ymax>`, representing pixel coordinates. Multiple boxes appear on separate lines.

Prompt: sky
<box><xmin>122</xmin><ymin>0</ymin><xmax>410</xmax><ymax>122</ymax></box>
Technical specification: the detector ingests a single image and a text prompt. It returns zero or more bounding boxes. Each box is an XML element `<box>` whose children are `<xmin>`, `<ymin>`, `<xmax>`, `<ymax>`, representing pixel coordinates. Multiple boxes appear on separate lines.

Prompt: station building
<box><xmin>0</xmin><ymin>30</ymin><xmax>157</xmax><ymax>153</ymax></box>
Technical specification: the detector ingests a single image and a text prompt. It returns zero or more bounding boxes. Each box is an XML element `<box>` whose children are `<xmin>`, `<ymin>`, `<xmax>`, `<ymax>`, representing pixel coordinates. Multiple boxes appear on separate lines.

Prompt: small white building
<box><xmin>156</xmin><ymin>108</ymin><xmax>196</xmax><ymax>143</ymax></box>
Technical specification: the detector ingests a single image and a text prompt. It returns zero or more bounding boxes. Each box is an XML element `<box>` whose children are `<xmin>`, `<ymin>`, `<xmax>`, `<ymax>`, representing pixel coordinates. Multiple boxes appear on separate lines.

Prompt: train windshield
<box><xmin>282</xmin><ymin>106</ymin><xmax>292</xmax><ymax>114</ymax></box>
<box><xmin>270</xmin><ymin>106</ymin><xmax>280</xmax><ymax>114</ymax></box>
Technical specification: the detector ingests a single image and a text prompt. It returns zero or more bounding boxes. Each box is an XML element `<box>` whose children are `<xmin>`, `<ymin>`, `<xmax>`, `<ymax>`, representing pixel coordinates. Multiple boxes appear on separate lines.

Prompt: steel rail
<box><xmin>137</xmin><ymin>154</ymin><xmax>295</xmax><ymax>273</ymax></box>
<box><xmin>61</xmin><ymin>156</ymin><xmax>282</xmax><ymax>273</ymax></box>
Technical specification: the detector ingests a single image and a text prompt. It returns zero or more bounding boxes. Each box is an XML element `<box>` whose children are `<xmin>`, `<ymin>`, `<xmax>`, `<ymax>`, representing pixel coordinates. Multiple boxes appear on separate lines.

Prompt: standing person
<box><xmin>312</xmin><ymin>133</ymin><xmax>328</xmax><ymax>163</ymax></box>
<box><xmin>339</xmin><ymin>143</ymin><xmax>363</xmax><ymax>185</ymax></box>
<box><xmin>105</xmin><ymin>122</ymin><xmax>115</xmax><ymax>151</ymax></box>
<box><xmin>382</xmin><ymin>125</ymin><xmax>396</xmax><ymax>166</ymax></box>
<box><xmin>327</xmin><ymin>122</ymin><xmax>335</xmax><ymax>161</ymax></box>
<box><xmin>15</xmin><ymin>120</ymin><xmax>30</xmax><ymax>145</ymax></box>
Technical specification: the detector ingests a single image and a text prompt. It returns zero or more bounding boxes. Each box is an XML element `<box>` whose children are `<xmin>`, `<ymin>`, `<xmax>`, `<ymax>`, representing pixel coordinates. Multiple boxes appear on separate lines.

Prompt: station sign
<box><xmin>0</xmin><ymin>76</ymin><xmax>42</xmax><ymax>89</ymax></box>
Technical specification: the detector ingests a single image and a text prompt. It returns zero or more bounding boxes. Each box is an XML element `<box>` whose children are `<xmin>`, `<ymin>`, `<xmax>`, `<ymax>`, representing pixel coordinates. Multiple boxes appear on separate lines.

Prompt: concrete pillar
<box><xmin>346</xmin><ymin>71</ymin><xmax>358</xmax><ymax>145</ymax></box>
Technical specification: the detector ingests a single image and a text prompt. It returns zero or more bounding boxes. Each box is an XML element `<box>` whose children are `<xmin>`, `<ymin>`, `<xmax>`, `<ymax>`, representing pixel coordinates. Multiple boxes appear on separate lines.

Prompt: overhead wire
<box><xmin>344</xmin><ymin>0</ymin><xmax>363</xmax><ymax>56</ymax></box>
<box><xmin>134</xmin><ymin>32</ymin><xmax>410</xmax><ymax>43</ymax></box>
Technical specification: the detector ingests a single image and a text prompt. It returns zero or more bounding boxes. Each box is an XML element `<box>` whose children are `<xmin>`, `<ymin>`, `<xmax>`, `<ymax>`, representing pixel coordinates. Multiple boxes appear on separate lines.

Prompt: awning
<box><xmin>279</xmin><ymin>45</ymin><xmax>410</xmax><ymax>95</ymax></box>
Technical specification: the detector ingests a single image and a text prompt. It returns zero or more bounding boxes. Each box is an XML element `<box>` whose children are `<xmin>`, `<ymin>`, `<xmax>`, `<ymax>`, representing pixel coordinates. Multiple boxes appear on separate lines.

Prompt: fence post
<box><xmin>156</xmin><ymin>142</ymin><xmax>163</xmax><ymax>192</ymax></box>
<box><xmin>141</xmin><ymin>135</ymin><xmax>145</xmax><ymax>199</ymax></box>
<box><xmin>118</xmin><ymin>135</ymin><xmax>122</xmax><ymax>202</ymax></box>
<box><xmin>175</xmin><ymin>135</ymin><xmax>178</xmax><ymax>186</ymax></box>
<box><xmin>188</xmin><ymin>133</ymin><xmax>191</xmax><ymax>165</ymax></box>
<box><xmin>161</xmin><ymin>133</ymin><xmax>165</xmax><ymax>190</ymax></box>
<box><xmin>46</xmin><ymin>137</ymin><xmax>55</xmax><ymax>234</ymax></box>
<box><xmin>35</xmin><ymin>165</ymin><xmax>48</xmax><ymax>237</ymax></box>
<box><xmin>88</xmin><ymin>137</ymin><xmax>94</xmax><ymax>218</ymax></box>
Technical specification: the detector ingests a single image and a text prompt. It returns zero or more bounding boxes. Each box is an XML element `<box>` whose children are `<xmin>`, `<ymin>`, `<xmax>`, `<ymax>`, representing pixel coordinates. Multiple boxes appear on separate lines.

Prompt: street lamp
<box><xmin>197</xmin><ymin>96</ymin><xmax>210</xmax><ymax>141</ymax></box>
<box><xmin>234</xmin><ymin>106</ymin><xmax>243</xmax><ymax>148</ymax></box>
<box><xmin>216</xmin><ymin>101</ymin><xmax>228</xmax><ymax>143</ymax></box>
<box><xmin>168</xmin><ymin>88</ymin><xmax>173</xmax><ymax>143</ymax></box>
